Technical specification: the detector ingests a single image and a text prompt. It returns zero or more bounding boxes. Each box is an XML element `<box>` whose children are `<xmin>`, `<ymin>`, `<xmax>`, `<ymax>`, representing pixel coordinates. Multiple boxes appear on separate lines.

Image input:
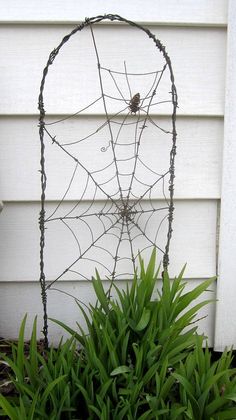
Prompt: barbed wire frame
<box><xmin>38</xmin><ymin>14</ymin><xmax>178</xmax><ymax>348</ymax></box>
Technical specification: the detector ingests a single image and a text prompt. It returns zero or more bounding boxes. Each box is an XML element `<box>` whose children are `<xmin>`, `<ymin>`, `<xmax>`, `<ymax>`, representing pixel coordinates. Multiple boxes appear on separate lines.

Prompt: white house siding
<box><xmin>214</xmin><ymin>1</ymin><xmax>236</xmax><ymax>351</ymax></box>
<box><xmin>0</xmin><ymin>0</ymin><xmax>229</xmax><ymax>348</ymax></box>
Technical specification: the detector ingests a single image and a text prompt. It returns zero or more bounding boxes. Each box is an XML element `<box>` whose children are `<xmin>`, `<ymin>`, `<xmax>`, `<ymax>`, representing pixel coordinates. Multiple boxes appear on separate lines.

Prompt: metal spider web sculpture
<box><xmin>38</xmin><ymin>14</ymin><xmax>177</xmax><ymax>346</ymax></box>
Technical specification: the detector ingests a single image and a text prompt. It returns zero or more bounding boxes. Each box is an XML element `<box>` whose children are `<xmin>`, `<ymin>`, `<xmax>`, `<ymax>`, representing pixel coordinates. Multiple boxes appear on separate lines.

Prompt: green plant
<box><xmin>52</xmin><ymin>249</ymin><xmax>217</xmax><ymax>418</ymax></box>
<box><xmin>0</xmin><ymin>315</ymin><xmax>83</xmax><ymax>419</ymax></box>
<box><xmin>173</xmin><ymin>335</ymin><xmax>236</xmax><ymax>420</ymax></box>
<box><xmin>1</xmin><ymin>250</ymin><xmax>236</xmax><ymax>419</ymax></box>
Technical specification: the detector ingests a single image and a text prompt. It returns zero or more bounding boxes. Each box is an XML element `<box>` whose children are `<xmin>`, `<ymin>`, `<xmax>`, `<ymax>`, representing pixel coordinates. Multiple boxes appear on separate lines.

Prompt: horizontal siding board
<box><xmin>0</xmin><ymin>200</ymin><xmax>217</xmax><ymax>281</ymax></box>
<box><xmin>0</xmin><ymin>279</ymin><xmax>216</xmax><ymax>346</ymax></box>
<box><xmin>1</xmin><ymin>0</ymin><xmax>228</xmax><ymax>26</ymax></box>
<box><xmin>0</xmin><ymin>116</ymin><xmax>223</xmax><ymax>200</ymax></box>
<box><xmin>0</xmin><ymin>25</ymin><xmax>226</xmax><ymax>116</ymax></box>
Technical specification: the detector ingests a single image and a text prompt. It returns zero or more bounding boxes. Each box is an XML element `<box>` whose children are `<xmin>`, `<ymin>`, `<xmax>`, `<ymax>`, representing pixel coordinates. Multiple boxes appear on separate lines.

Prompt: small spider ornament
<box><xmin>129</xmin><ymin>92</ymin><xmax>140</xmax><ymax>113</ymax></box>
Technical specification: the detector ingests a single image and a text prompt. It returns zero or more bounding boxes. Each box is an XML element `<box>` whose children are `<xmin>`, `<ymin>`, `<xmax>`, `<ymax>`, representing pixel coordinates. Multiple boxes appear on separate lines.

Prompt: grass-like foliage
<box><xmin>0</xmin><ymin>318</ymin><xmax>81</xmax><ymax>419</ymax></box>
<box><xmin>1</xmin><ymin>250</ymin><xmax>236</xmax><ymax>419</ymax></box>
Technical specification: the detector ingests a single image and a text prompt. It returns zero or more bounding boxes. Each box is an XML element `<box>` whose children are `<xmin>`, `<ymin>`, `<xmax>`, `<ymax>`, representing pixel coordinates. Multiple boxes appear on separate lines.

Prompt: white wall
<box><xmin>0</xmin><ymin>0</ymin><xmax>229</xmax><ymax>348</ymax></box>
<box><xmin>214</xmin><ymin>1</ymin><xmax>236</xmax><ymax>351</ymax></box>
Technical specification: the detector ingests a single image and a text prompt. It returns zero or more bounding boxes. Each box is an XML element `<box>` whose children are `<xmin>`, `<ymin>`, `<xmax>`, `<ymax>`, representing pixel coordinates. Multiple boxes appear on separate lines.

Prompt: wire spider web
<box><xmin>38</xmin><ymin>14</ymin><xmax>177</xmax><ymax>346</ymax></box>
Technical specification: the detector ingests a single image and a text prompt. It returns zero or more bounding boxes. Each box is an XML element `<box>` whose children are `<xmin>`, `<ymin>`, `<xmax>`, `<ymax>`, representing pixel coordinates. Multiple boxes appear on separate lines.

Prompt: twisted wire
<box><xmin>38</xmin><ymin>14</ymin><xmax>178</xmax><ymax>347</ymax></box>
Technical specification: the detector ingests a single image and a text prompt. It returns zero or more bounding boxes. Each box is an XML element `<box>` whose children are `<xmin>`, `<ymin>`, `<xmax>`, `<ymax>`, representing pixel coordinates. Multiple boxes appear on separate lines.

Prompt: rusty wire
<box><xmin>38</xmin><ymin>14</ymin><xmax>178</xmax><ymax>347</ymax></box>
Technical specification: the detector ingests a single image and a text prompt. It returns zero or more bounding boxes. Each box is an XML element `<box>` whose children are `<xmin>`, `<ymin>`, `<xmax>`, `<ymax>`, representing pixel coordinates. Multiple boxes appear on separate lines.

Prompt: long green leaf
<box><xmin>172</xmin><ymin>373</ymin><xmax>197</xmax><ymax>403</ymax></box>
<box><xmin>93</xmin><ymin>271</ymin><xmax>110</xmax><ymax>314</ymax></box>
<box><xmin>135</xmin><ymin>308</ymin><xmax>151</xmax><ymax>331</ymax></box>
<box><xmin>28</xmin><ymin>389</ymin><xmax>40</xmax><ymax>420</ymax></box>
<box><xmin>87</xmin><ymin>341</ymin><xmax>109</xmax><ymax>382</ymax></box>
<box><xmin>99</xmin><ymin>379</ymin><xmax>113</xmax><ymax>400</ymax></box>
<box><xmin>175</xmin><ymin>300</ymin><xmax>214</xmax><ymax>330</ymax></box>
<box><xmin>138</xmin><ymin>409</ymin><xmax>153</xmax><ymax>420</ymax></box>
<box><xmin>0</xmin><ymin>395</ymin><xmax>19</xmax><ymax>420</ymax></box>
<box><xmin>28</xmin><ymin>316</ymin><xmax>38</xmax><ymax>386</ymax></box>
<box><xmin>142</xmin><ymin>362</ymin><xmax>159</xmax><ymax>385</ymax></box>
<box><xmin>41</xmin><ymin>375</ymin><xmax>68</xmax><ymax>407</ymax></box>
<box><xmin>19</xmin><ymin>398</ymin><xmax>26</xmax><ymax>418</ymax></box>
<box><xmin>17</xmin><ymin>314</ymin><xmax>27</xmax><ymax>379</ymax></box>
<box><xmin>145</xmin><ymin>248</ymin><xmax>156</xmax><ymax>280</ymax></box>
<box><xmin>225</xmin><ymin>393</ymin><xmax>236</xmax><ymax>402</ymax></box>
<box><xmin>49</xmin><ymin>318</ymin><xmax>84</xmax><ymax>345</ymax></box>
<box><xmin>110</xmin><ymin>365</ymin><xmax>132</xmax><ymax>376</ymax></box>
<box><xmin>205</xmin><ymin>395</ymin><xmax>229</xmax><ymax>417</ymax></box>
<box><xmin>170</xmin><ymin>265</ymin><xmax>186</xmax><ymax>301</ymax></box>
<box><xmin>102</xmin><ymin>328</ymin><xmax>119</xmax><ymax>368</ymax></box>
<box><xmin>173</xmin><ymin>277</ymin><xmax>215</xmax><ymax>318</ymax></box>
<box><xmin>88</xmin><ymin>404</ymin><xmax>101</xmax><ymax>417</ymax></box>
<box><xmin>214</xmin><ymin>408</ymin><xmax>236</xmax><ymax>419</ymax></box>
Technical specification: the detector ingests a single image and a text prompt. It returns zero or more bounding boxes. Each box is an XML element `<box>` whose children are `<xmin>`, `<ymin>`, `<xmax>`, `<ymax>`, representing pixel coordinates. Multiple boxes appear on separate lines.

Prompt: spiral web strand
<box><xmin>38</xmin><ymin>14</ymin><xmax>177</xmax><ymax>347</ymax></box>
